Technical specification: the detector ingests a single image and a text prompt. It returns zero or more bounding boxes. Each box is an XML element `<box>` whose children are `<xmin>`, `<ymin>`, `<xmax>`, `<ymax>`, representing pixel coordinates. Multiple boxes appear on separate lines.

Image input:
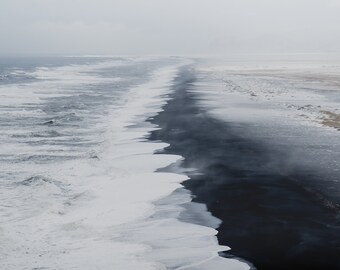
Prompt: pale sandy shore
<box><xmin>197</xmin><ymin>59</ymin><xmax>340</xmax><ymax>131</ymax></box>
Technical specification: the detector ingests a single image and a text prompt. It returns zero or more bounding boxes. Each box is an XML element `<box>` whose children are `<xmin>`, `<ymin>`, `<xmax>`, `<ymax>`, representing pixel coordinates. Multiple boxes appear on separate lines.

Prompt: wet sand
<box><xmin>149</xmin><ymin>68</ymin><xmax>340</xmax><ymax>270</ymax></box>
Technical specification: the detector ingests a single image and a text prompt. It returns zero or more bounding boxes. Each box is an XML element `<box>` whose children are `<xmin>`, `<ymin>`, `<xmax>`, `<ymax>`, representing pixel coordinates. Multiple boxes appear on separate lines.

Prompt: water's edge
<box><xmin>149</xmin><ymin>67</ymin><xmax>340</xmax><ymax>270</ymax></box>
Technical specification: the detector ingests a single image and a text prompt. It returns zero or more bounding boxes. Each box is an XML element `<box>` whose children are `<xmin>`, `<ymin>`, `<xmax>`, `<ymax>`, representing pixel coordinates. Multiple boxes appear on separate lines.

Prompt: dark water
<box><xmin>149</xmin><ymin>69</ymin><xmax>340</xmax><ymax>270</ymax></box>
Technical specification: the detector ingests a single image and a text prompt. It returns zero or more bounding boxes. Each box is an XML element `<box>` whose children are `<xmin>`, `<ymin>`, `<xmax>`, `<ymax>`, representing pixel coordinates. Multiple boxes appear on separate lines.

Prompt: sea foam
<box><xmin>0</xmin><ymin>58</ymin><xmax>249</xmax><ymax>270</ymax></box>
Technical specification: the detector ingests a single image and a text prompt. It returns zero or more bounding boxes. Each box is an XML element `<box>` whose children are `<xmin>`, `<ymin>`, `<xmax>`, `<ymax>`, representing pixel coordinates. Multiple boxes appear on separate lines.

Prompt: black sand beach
<box><xmin>149</xmin><ymin>68</ymin><xmax>340</xmax><ymax>270</ymax></box>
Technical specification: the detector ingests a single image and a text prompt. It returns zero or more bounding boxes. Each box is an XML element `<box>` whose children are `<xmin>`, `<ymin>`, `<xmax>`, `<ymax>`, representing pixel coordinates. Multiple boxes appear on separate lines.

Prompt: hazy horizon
<box><xmin>1</xmin><ymin>0</ymin><xmax>340</xmax><ymax>56</ymax></box>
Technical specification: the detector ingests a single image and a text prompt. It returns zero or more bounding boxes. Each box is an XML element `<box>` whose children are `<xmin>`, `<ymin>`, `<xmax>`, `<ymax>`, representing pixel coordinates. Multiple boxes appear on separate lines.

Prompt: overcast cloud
<box><xmin>1</xmin><ymin>0</ymin><xmax>340</xmax><ymax>56</ymax></box>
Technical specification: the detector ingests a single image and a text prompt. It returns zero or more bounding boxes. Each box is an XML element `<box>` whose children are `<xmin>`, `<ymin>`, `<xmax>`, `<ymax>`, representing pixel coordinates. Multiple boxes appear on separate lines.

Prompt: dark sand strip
<box><xmin>149</xmin><ymin>68</ymin><xmax>340</xmax><ymax>270</ymax></box>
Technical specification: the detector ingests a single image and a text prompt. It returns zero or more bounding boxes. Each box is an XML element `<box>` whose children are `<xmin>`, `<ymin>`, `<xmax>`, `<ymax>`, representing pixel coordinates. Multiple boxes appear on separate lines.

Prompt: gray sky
<box><xmin>1</xmin><ymin>0</ymin><xmax>340</xmax><ymax>56</ymax></box>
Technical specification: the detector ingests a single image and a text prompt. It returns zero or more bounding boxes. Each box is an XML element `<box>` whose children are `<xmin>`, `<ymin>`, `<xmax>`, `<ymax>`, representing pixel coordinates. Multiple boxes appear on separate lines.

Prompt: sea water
<box><xmin>0</xmin><ymin>56</ymin><xmax>249</xmax><ymax>270</ymax></box>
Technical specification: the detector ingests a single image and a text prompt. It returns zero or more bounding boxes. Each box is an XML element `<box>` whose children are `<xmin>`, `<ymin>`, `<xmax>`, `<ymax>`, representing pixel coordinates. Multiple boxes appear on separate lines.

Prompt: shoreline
<box><xmin>197</xmin><ymin>59</ymin><xmax>340</xmax><ymax>133</ymax></box>
<box><xmin>149</xmin><ymin>67</ymin><xmax>340</xmax><ymax>270</ymax></box>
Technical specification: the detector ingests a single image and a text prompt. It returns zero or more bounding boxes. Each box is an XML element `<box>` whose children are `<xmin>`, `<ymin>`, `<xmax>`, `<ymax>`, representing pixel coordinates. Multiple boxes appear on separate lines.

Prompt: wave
<box><xmin>0</xmin><ymin>58</ymin><xmax>249</xmax><ymax>270</ymax></box>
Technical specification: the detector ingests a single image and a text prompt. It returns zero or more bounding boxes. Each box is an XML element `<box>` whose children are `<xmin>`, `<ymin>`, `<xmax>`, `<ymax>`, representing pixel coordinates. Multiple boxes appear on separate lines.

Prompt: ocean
<box><xmin>0</xmin><ymin>56</ymin><xmax>249</xmax><ymax>270</ymax></box>
<box><xmin>1</xmin><ymin>56</ymin><xmax>340</xmax><ymax>270</ymax></box>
